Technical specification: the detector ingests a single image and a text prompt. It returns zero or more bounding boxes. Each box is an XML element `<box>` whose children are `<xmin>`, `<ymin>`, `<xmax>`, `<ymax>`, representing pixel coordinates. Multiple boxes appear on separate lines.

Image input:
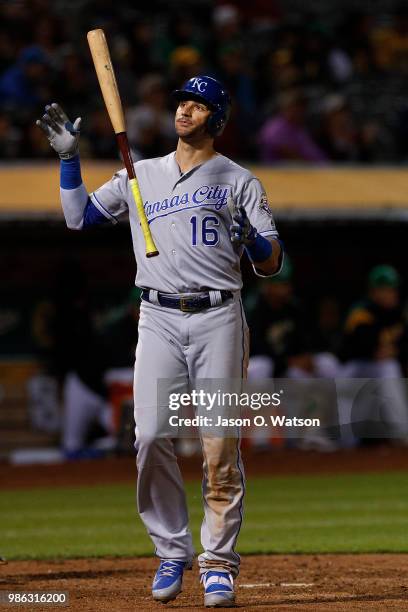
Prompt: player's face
<box><xmin>175</xmin><ymin>99</ymin><xmax>212</xmax><ymax>140</ymax></box>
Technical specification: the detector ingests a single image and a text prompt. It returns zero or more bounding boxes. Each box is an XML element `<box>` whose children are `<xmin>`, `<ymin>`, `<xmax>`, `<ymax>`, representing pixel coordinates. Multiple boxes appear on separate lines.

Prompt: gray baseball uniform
<box><xmin>90</xmin><ymin>152</ymin><xmax>279</xmax><ymax>291</ymax></box>
<box><xmin>82</xmin><ymin>152</ymin><xmax>279</xmax><ymax>576</ymax></box>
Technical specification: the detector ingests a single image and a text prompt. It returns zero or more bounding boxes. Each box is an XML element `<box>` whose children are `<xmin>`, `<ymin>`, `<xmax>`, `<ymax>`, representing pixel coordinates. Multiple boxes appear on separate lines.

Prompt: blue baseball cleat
<box><xmin>202</xmin><ymin>570</ymin><xmax>235</xmax><ymax>607</ymax></box>
<box><xmin>152</xmin><ymin>559</ymin><xmax>188</xmax><ymax>603</ymax></box>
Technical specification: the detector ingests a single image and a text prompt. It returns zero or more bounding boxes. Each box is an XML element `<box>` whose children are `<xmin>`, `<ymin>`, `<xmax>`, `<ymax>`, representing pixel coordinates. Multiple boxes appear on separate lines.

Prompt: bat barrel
<box><xmin>87</xmin><ymin>28</ymin><xmax>126</xmax><ymax>135</ymax></box>
<box><xmin>87</xmin><ymin>28</ymin><xmax>159</xmax><ymax>258</ymax></box>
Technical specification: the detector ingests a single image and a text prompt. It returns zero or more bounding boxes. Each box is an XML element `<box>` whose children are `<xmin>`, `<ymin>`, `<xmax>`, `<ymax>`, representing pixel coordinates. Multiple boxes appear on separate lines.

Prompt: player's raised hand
<box><xmin>228</xmin><ymin>197</ymin><xmax>258</xmax><ymax>246</ymax></box>
<box><xmin>36</xmin><ymin>103</ymin><xmax>81</xmax><ymax>159</ymax></box>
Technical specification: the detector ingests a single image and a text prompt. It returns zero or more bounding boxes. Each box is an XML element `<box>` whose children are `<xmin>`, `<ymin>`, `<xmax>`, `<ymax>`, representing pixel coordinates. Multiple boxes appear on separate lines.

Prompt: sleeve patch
<box><xmin>259</xmin><ymin>193</ymin><xmax>273</xmax><ymax>218</ymax></box>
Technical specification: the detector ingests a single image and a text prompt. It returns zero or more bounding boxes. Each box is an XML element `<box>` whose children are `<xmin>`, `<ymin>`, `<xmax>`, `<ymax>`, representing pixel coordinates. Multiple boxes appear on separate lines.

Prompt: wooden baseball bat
<box><xmin>87</xmin><ymin>28</ymin><xmax>159</xmax><ymax>257</ymax></box>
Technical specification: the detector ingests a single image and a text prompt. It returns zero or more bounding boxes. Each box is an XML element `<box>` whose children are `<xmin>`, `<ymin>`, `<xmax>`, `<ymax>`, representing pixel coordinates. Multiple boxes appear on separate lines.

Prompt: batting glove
<box><xmin>229</xmin><ymin>203</ymin><xmax>258</xmax><ymax>246</ymax></box>
<box><xmin>36</xmin><ymin>103</ymin><xmax>81</xmax><ymax>159</ymax></box>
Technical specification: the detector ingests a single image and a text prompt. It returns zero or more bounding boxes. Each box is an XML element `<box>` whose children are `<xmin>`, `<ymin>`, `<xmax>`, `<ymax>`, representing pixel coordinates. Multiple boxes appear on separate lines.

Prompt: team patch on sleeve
<box><xmin>259</xmin><ymin>193</ymin><xmax>277</xmax><ymax>230</ymax></box>
<box><xmin>259</xmin><ymin>193</ymin><xmax>273</xmax><ymax>217</ymax></box>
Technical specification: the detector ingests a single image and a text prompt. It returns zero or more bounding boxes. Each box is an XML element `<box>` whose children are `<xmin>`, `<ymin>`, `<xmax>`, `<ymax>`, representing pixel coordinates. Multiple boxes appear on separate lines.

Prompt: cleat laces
<box><xmin>157</xmin><ymin>561</ymin><xmax>183</xmax><ymax>579</ymax></box>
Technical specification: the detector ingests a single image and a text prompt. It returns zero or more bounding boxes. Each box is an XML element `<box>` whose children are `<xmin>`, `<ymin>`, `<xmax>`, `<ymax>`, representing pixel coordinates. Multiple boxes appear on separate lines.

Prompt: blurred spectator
<box><xmin>127</xmin><ymin>74</ymin><xmax>176</xmax><ymax>159</ymax></box>
<box><xmin>258</xmin><ymin>89</ymin><xmax>328</xmax><ymax>163</ymax></box>
<box><xmin>212</xmin><ymin>4</ymin><xmax>242</xmax><ymax>47</ymax></box>
<box><xmin>168</xmin><ymin>46</ymin><xmax>206</xmax><ymax>90</ymax></box>
<box><xmin>341</xmin><ymin>265</ymin><xmax>408</xmax><ymax>442</ymax></box>
<box><xmin>0</xmin><ymin>46</ymin><xmax>50</xmax><ymax>111</ymax></box>
<box><xmin>370</xmin><ymin>7</ymin><xmax>408</xmax><ymax>72</ymax></box>
<box><xmin>318</xmin><ymin>94</ymin><xmax>359</xmax><ymax>161</ymax></box>
<box><xmin>154</xmin><ymin>12</ymin><xmax>207</xmax><ymax>71</ymax></box>
<box><xmin>0</xmin><ymin>2</ymin><xmax>407</xmax><ymax>163</ymax></box>
<box><xmin>342</xmin><ymin>265</ymin><xmax>408</xmax><ymax>374</ymax></box>
<box><xmin>255</xmin><ymin>47</ymin><xmax>302</xmax><ymax>112</ymax></box>
<box><xmin>208</xmin><ymin>4</ymin><xmax>244</xmax><ymax>64</ymax></box>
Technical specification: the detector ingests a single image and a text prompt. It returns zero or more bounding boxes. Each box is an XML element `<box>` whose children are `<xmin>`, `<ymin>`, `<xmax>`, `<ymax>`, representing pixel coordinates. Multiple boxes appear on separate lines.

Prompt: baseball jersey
<box><xmin>90</xmin><ymin>152</ymin><xmax>279</xmax><ymax>293</ymax></box>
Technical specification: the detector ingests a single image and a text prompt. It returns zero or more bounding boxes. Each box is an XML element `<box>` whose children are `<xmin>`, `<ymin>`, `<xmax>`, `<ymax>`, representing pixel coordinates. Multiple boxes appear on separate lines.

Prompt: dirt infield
<box><xmin>2</xmin><ymin>447</ymin><xmax>408</xmax><ymax>610</ymax></box>
<box><xmin>1</xmin><ymin>554</ymin><xmax>408</xmax><ymax>611</ymax></box>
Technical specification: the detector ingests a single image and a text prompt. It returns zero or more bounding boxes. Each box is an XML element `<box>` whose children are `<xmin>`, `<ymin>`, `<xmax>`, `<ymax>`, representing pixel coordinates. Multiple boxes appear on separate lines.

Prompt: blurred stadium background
<box><xmin>1</xmin><ymin>0</ymin><xmax>408</xmax><ymax>460</ymax></box>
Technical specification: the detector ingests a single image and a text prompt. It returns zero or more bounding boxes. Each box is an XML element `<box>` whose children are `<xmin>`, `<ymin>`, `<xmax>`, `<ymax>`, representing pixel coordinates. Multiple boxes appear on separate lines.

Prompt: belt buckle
<box><xmin>180</xmin><ymin>297</ymin><xmax>196</xmax><ymax>312</ymax></box>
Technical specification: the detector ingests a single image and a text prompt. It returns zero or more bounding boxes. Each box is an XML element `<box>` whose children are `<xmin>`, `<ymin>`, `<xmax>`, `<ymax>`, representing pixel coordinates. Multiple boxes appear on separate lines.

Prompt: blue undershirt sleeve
<box><xmin>59</xmin><ymin>155</ymin><xmax>110</xmax><ymax>229</ymax></box>
<box><xmin>83</xmin><ymin>199</ymin><xmax>110</xmax><ymax>227</ymax></box>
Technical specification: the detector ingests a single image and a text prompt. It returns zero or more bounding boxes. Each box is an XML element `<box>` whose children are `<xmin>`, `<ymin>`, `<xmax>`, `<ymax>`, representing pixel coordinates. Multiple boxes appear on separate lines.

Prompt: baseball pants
<box><xmin>133</xmin><ymin>291</ymin><xmax>249</xmax><ymax>577</ymax></box>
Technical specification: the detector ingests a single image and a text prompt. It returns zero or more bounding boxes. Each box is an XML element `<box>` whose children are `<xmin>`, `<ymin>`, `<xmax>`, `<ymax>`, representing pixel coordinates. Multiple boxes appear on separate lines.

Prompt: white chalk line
<box><xmin>240</xmin><ymin>583</ymin><xmax>274</xmax><ymax>588</ymax></box>
<box><xmin>240</xmin><ymin>582</ymin><xmax>315</xmax><ymax>588</ymax></box>
<box><xmin>281</xmin><ymin>583</ymin><xmax>315</xmax><ymax>587</ymax></box>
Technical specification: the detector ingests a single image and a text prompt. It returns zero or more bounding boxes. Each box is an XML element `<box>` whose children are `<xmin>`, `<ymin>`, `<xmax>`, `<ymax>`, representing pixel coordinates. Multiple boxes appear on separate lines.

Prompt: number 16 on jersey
<box><xmin>190</xmin><ymin>215</ymin><xmax>220</xmax><ymax>247</ymax></box>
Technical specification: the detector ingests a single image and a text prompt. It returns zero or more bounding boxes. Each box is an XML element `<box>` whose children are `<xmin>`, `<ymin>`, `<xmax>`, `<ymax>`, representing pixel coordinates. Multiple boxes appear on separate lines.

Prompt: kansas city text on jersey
<box><xmin>144</xmin><ymin>183</ymin><xmax>230</xmax><ymax>221</ymax></box>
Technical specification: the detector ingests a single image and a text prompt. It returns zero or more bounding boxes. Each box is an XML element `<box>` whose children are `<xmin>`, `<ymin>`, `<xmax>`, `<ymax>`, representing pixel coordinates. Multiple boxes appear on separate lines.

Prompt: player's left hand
<box><xmin>229</xmin><ymin>202</ymin><xmax>258</xmax><ymax>246</ymax></box>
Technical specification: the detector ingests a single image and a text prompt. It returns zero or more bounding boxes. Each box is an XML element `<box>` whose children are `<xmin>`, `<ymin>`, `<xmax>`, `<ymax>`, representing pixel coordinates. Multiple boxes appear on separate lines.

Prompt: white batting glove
<box><xmin>36</xmin><ymin>103</ymin><xmax>81</xmax><ymax>159</ymax></box>
<box><xmin>229</xmin><ymin>199</ymin><xmax>258</xmax><ymax>246</ymax></box>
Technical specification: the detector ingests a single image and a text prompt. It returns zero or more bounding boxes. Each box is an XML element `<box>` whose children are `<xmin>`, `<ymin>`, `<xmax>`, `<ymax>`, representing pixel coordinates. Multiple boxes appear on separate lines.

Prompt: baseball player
<box><xmin>37</xmin><ymin>75</ymin><xmax>283</xmax><ymax>608</ymax></box>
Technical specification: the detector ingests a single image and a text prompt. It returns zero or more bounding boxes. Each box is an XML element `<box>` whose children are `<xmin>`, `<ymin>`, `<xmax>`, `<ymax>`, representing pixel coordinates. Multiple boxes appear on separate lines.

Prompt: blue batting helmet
<box><xmin>172</xmin><ymin>75</ymin><xmax>231</xmax><ymax>137</ymax></box>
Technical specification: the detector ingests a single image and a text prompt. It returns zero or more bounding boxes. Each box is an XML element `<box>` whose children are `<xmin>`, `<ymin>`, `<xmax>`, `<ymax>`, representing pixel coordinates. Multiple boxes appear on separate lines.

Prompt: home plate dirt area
<box><xmin>2</xmin><ymin>448</ymin><xmax>408</xmax><ymax>610</ymax></box>
<box><xmin>2</xmin><ymin>554</ymin><xmax>408</xmax><ymax>610</ymax></box>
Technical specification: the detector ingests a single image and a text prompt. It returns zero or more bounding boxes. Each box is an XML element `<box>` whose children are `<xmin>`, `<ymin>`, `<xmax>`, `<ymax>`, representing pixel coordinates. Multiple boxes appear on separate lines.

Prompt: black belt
<box><xmin>141</xmin><ymin>289</ymin><xmax>233</xmax><ymax>312</ymax></box>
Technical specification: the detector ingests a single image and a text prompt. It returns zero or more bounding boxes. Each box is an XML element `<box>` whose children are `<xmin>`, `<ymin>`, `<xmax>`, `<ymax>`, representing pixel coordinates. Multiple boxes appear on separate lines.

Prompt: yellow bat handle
<box><xmin>129</xmin><ymin>178</ymin><xmax>159</xmax><ymax>257</ymax></box>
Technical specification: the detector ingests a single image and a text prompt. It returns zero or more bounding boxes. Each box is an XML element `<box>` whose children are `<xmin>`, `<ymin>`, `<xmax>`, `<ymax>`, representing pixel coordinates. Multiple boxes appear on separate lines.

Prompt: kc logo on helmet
<box><xmin>190</xmin><ymin>77</ymin><xmax>207</xmax><ymax>93</ymax></box>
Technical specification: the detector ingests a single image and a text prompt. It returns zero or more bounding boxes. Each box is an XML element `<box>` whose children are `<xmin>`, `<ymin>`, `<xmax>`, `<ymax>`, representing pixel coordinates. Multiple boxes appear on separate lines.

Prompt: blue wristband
<box><xmin>245</xmin><ymin>234</ymin><xmax>273</xmax><ymax>263</ymax></box>
<box><xmin>60</xmin><ymin>154</ymin><xmax>82</xmax><ymax>189</ymax></box>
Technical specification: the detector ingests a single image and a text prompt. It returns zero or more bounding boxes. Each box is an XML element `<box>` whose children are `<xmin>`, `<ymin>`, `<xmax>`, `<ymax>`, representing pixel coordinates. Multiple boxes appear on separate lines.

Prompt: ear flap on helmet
<box><xmin>207</xmin><ymin>104</ymin><xmax>231</xmax><ymax>137</ymax></box>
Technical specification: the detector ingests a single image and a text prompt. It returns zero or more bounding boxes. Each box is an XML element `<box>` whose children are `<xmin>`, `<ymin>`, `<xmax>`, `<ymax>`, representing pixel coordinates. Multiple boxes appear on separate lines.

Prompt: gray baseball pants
<box><xmin>133</xmin><ymin>291</ymin><xmax>249</xmax><ymax>577</ymax></box>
